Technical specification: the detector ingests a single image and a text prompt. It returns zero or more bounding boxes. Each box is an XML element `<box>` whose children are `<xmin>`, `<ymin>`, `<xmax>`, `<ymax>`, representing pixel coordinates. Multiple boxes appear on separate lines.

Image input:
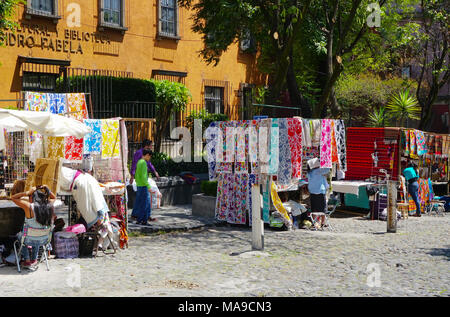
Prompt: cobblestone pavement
<box><xmin>0</xmin><ymin>208</ymin><xmax>449</xmax><ymax>297</ymax></box>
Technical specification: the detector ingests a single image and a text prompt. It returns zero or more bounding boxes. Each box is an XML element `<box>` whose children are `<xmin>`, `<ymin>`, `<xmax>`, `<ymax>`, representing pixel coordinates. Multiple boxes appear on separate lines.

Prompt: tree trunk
<box><xmin>286</xmin><ymin>49</ymin><xmax>312</xmax><ymax>118</ymax></box>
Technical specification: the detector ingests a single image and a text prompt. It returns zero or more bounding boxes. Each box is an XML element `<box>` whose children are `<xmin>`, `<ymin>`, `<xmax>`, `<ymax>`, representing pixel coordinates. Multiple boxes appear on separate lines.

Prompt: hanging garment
<box><xmin>287</xmin><ymin>117</ymin><xmax>302</xmax><ymax>179</ymax></box>
<box><xmin>247</xmin><ymin>173</ymin><xmax>259</xmax><ymax>226</ymax></box>
<box><xmin>48</xmin><ymin>93</ymin><xmax>67</xmax><ymax>115</ymax></box>
<box><xmin>310</xmin><ymin>120</ymin><xmax>322</xmax><ymax>147</ymax></box>
<box><xmin>46</xmin><ymin>136</ymin><xmax>65</xmax><ymax>159</ymax></box>
<box><xmin>415</xmin><ymin>130</ymin><xmax>427</xmax><ymax>156</ymax></box>
<box><xmin>334</xmin><ymin>119</ymin><xmax>347</xmax><ymax>171</ymax></box>
<box><xmin>330</xmin><ymin>120</ymin><xmax>339</xmax><ymax>163</ymax></box>
<box><xmin>262</xmin><ymin>176</ymin><xmax>270</xmax><ymax>224</ymax></box>
<box><xmin>65</xmin><ymin>136</ymin><xmax>84</xmax><ymax>161</ymax></box>
<box><xmin>302</xmin><ymin>119</ymin><xmax>312</xmax><ymax>147</ymax></box>
<box><xmin>399</xmin><ymin>175</ymin><xmax>407</xmax><ymax>203</ymax></box>
<box><xmin>235</xmin><ymin>120</ymin><xmax>249</xmax><ymax>174</ymax></box>
<box><xmin>101</xmin><ymin>119</ymin><xmax>120</xmax><ymax>159</ymax></box>
<box><xmin>83</xmin><ymin>119</ymin><xmax>102</xmax><ymax>155</ymax></box>
<box><xmin>270</xmin><ymin>181</ymin><xmax>293</xmax><ymax>229</ymax></box>
<box><xmin>67</xmin><ymin>93</ymin><xmax>89</xmax><ymax>120</ymax></box>
<box><xmin>277</xmin><ymin>118</ymin><xmax>292</xmax><ymax>185</ymax></box>
<box><xmin>320</xmin><ymin>119</ymin><xmax>333</xmax><ymax>168</ymax></box>
<box><xmin>215</xmin><ymin>173</ymin><xmax>248</xmax><ymax>225</ymax></box>
<box><xmin>268</xmin><ymin>118</ymin><xmax>279</xmax><ymax>175</ymax></box>
<box><xmin>28</xmin><ymin>131</ymin><xmax>43</xmax><ymax>164</ymax></box>
<box><xmin>435</xmin><ymin>135</ymin><xmax>442</xmax><ymax>155</ymax></box>
<box><xmin>426</xmin><ymin>134</ymin><xmax>435</xmax><ymax>155</ymax></box>
<box><xmin>409</xmin><ymin>130</ymin><xmax>417</xmax><ymax>158</ymax></box>
<box><xmin>403</xmin><ymin>130</ymin><xmax>410</xmax><ymax>156</ymax></box>
<box><xmin>222</xmin><ymin>121</ymin><xmax>235</xmax><ymax>174</ymax></box>
<box><xmin>206</xmin><ymin>121</ymin><xmax>218</xmax><ymax>181</ymax></box>
<box><xmin>249</xmin><ymin>119</ymin><xmax>260</xmax><ymax>176</ymax></box>
<box><xmin>25</xmin><ymin>92</ymin><xmax>48</xmax><ymax>112</ymax></box>
<box><xmin>259</xmin><ymin>118</ymin><xmax>271</xmax><ymax>174</ymax></box>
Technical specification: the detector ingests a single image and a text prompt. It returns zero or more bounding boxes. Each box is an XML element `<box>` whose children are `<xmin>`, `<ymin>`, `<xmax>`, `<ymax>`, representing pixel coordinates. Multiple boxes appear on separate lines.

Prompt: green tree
<box><xmin>367</xmin><ymin>106</ymin><xmax>387</xmax><ymax>127</ymax></box>
<box><xmin>386</xmin><ymin>89</ymin><xmax>421</xmax><ymax>127</ymax></box>
<box><xmin>150</xmin><ymin>80</ymin><xmax>192</xmax><ymax>152</ymax></box>
<box><xmin>0</xmin><ymin>0</ymin><xmax>23</xmax><ymax>47</ymax></box>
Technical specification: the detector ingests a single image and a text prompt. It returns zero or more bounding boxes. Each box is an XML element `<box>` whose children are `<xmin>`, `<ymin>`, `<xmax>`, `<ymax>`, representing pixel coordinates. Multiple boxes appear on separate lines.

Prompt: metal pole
<box><xmin>251</xmin><ymin>184</ymin><xmax>264</xmax><ymax>250</ymax></box>
<box><xmin>387</xmin><ymin>180</ymin><xmax>398</xmax><ymax>233</ymax></box>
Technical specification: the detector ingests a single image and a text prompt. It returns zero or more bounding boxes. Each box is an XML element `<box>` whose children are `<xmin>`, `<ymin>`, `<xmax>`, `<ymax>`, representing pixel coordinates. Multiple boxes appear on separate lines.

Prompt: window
<box><xmin>158</xmin><ymin>0</ymin><xmax>178</xmax><ymax>38</ymax></box>
<box><xmin>205</xmin><ymin>86</ymin><xmax>224</xmax><ymax>114</ymax></box>
<box><xmin>22</xmin><ymin>72</ymin><xmax>57</xmax><ymax>92</ymax></box>
<box><xmin>100</xmin><ymin>0</ymin><xmax>127</xmax><ymax>30</ymax></box>
<box><xmin>27</xmin><ymin>0</ymin><xmax>57</xmax><ymax>17</ymax></box>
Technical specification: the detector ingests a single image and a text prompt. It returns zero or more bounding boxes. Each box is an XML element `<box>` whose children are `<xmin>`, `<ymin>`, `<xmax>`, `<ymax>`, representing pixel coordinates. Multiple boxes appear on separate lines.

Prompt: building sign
<box><xmin>0</xmin><ymin>23</ymin><xmax>112</xmax><ymax>54</ymax></box>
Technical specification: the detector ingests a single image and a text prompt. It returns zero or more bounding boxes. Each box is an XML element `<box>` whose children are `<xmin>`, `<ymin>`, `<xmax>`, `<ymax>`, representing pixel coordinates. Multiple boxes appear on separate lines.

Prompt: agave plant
<box><xmin>367</xmin><ymin>107</ymin><xmax>387</xmax><ymax>127</ymax></box>
<box><xmin>386</xmin><ymin>89</ymin><xmax>421</xmax><ymax>127</ymax></box>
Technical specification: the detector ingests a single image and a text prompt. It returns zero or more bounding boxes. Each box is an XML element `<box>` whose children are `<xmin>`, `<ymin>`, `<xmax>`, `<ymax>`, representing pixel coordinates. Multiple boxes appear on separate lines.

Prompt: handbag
<box><xmin>78</xmin><ymin>232</ymin><xmax>98</xmax><ymax>257</ymax></box>
<box><xmin>54</xmin><ymin>231</ymin><xmax>79</xmax><ymax>259</ymax></box>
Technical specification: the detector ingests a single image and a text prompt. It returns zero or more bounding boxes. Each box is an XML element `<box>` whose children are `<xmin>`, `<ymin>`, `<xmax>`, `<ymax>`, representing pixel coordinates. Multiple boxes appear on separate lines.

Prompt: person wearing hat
<box><xmin>307</xmin><ymin>158</ymin><xmax>331</xmax><ymax>226</ymax></box>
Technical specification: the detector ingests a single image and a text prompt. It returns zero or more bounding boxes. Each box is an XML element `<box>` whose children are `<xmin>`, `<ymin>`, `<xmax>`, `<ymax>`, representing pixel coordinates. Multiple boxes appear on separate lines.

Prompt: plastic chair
<box><xmin>426</xmin><ymin>200</ymin><xmax>446</xmax><ymax>216</ymax></box>
<box><xmin>13</xmin><ymin>226</ymin><xmax>52</xmax><ymax>273</ymax></box>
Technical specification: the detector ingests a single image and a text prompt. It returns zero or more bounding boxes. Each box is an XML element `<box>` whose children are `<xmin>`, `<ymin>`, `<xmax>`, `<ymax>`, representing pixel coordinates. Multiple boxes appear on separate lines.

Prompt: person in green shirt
<box><xmin>131</xmin><ymin>149</ymin><xmax>157</xmax><ymax>225</ymax></box>
<box><xmin>403</xmin><ymin>162</ymin><xmax>421</xmax><ymax>217</ymax></box>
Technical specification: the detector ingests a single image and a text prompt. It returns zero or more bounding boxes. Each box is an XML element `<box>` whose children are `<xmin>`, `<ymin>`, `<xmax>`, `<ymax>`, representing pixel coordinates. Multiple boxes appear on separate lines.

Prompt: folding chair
<box><xmin>426</xmin><ymin>200</ymin><xmax>446</xmax><ymax>216</ymax></box>
<box><xmin>310</xmin><ymin>193</ymin><xmax>340</xmax><ymax>231</ymax></box>
<box><xmin>13</xmin><ymin>226</ymin><xmax>52</xmax><ymax>273</ymax></box>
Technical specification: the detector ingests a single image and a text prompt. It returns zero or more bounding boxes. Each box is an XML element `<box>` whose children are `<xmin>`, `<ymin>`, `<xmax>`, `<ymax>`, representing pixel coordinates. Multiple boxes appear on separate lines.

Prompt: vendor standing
<box><xmin>307</xmin><ymin>158</ymin><xmax>331</xmax><ymax>223</ymax></box>
<box><xmin>130</xmin><ymin>139</ymin><xmax>159</xmax><ymax>183</ymax></box>
<box><xmin>403</xmin><ymin>162</ymin><xmax>421</xmax><ymax>217</ymax></box>
<box><xmin>131</xmin><ymin>149</ymin><xmax>156</xmax><ymax>224</ymax></box>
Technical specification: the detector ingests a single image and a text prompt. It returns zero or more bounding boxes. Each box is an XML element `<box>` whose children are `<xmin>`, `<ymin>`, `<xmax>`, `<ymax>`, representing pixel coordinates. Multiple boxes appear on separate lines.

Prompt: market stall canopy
<box><xmin>0</xmin><ymin>109</ymin><xmax>91</xmax><ymax>138</ymax></box>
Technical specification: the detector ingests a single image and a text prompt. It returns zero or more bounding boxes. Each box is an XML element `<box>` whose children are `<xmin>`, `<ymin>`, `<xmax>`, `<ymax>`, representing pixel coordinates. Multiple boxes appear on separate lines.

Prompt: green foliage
<box><xmin>200</xmin><ymin>180</ymin><xmax>218</xmax><ymax>197</ymax></box>
<box><xmin>148</xmin><ymin>80</ymin><xmax>192</xmax><ymax>151</ymax></box>
<box><xmin>386</xmin><ymin>89</ymin><xmax>421</xmax><ymax>127</ymax></box>
<box><xmin>0</xmin><ymin>0</ymin><xmax>23</xmax><ymax>47</ymax></box>
<box><xmin>367</xmin><ymin>107</ymin><xmax>387</xmax><ymax>127</ymax></box>
<box><xmin>336</xmin><ymin>73</ymin><xmax>417</xmax><ymax>126</ymax></box>
<box><xmin>57</xmin><ymin>76</ymin><xmax>156</xmax><ymax>102</ymax></box>
<box><xmin>185</xmin><ymin>109</ymin><xmax>229</xmax><ymax>135</ymax></box>
<box><xmin>151</xmin><ymin>152</ymin><xmax>208</xmax><ymax>177</ymax></box>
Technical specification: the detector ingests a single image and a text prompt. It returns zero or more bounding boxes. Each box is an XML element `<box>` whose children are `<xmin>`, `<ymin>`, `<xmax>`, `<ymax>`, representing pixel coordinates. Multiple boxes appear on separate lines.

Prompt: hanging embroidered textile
<box><xmin>258</xmin><ymin>118</ymin><xmax>271</xmax><ymax>174</ymax></box>
<box><xmin>268</xmin><ymin>118</ymin><xmax>279</xmax><ymax>175</ymax></box>
<box><xmin>247</xmin><ymin>173</ymin><xmax>259</xmax><ymax>226</ymax></box>
<box><xmin>25</xmin><ymin>92</ymin><xmax>48</xmax><ymax>112</ymax></box>
<box><xmin>101</xmin><ymin>119</ymin><xmax>120</xmax><ymax>159</ymax></box>
<box><xmin>249</xmin><ymin>120</ymin><xmax>260</xmax><ymax>175</ymax></box>
<box><xmin>310</xmin><ymin>120</ymin><xmax>321</xmax><ymax>146</ymax></box>
<box><xmin>409</xmin><ymin>130</ymin><xmax>418</xmax><ymax>158</ymax></box>
<box><xmin>403</xmin><ymin>129</ymin><xmax>410</xmax><ymax>156</ymax></box>
<box><xmin>330</xmin><ymin>120</ymin><xmax>339</xmax><ymax>163</ymax></box>
<box><xmin>67</xmin><ymin>93</ymin><xmax>89</xmax><ymax>120</ymax></box>
<box><xmin>262</xmin><ymin>176</ymin><xmax>270</xmax><ymax>223</ymax></box>
<box><xmin>83</xmin><ymin>119</ymin><xmax>102</xmax><ymax>154</ymax></box>
<box><xmin>46</xmin><ymin>136</ymin><xmax>65</xmax><ymax>159</ymax></box>
<box><xmin>64</xmin><ymin>136</ymin><xmax>84</xmax><ymax>161</ymax></box>
<box><xmin>277</xmin><ymin>118</ymin><xmax>292</xmax><ymax>185</ymax></box>
<box><xmin>47</xmin><ymin>93</ymin><xmax>67</xmax><ymax>115</ymax></box>
<box><xmin>302</xmin><ymin>119</ymin><xmax>312</xmax><ymax>147</ymax></box>
<box><xmin>270</xmin><ymin>181</ymin><xmax>293</xmax><ymax>228</ymax></box>
<box><xmin>334</xmin><ymin>119</ymin><xmax>347</xmax><ymax>171</ymax></box>
<box><xmin>206</xmin><ymin>122</ymin><xmax>218</xmax><ymax>180</ymax></box>
<box><xmin>287</xmin><ymin>117</ymin><xmax>302</xmax><ymax>179</ymax></box>
<box><xmin>215</xmin><ymin>173</ymin><xmax>249</xmax><ymax>225</ymax></box>
<box><xmin>415</xmin><ymin>130</ymin><xmax>427</xmax><ymax>156</ymax></box>
<box><xmin>235</xmin><ymin>120</ymin><xmax>249</xmax><ymax>174</ymax></box>
<box><xmin>435</xmin><ymin>135</ymin><xmax>442</xmax><ymax>155</ymax></box>
<box><xmin>320</xmin><ymin>119</ymin><xmax>332</xmax><ymax>168</ymax></box>
<box><xmin>219</xmin><ymin>121</ymin><xmax>234</xmax><ymax>174</ymax></box>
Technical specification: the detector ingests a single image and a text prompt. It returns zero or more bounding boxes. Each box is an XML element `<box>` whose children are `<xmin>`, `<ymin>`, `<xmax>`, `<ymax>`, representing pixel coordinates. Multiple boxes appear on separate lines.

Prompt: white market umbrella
<box><xmin>0</xmin><ymin>109</ymin><xmax>91</xmax><ymax>138</ymax></box>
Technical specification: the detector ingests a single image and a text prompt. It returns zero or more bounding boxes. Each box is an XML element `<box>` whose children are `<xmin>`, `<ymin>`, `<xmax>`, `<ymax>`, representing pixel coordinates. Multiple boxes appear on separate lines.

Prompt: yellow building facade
<box><xmin>0</xmin><ymin>0</ymin><xmax>266</xmax><ymax>120</ymax></box>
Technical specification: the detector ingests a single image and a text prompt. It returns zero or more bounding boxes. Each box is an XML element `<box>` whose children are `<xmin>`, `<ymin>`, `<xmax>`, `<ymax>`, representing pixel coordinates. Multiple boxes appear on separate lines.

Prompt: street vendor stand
<box><xmin>345</xmin><ymin>127</ymin><xmax>449</xmax><ymax>216</ymax></box>
<box><xmin>0</xmin><ymin>92</ymin><xmax>130</xmax><ymax>250</ymax></box>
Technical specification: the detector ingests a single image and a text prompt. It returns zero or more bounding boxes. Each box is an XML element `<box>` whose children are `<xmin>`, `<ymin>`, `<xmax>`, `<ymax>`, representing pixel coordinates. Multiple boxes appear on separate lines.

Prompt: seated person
<box><xmin>11</xmin><ymin>185</ymin><xmax>56</xmax><ymax>269</ymax></box>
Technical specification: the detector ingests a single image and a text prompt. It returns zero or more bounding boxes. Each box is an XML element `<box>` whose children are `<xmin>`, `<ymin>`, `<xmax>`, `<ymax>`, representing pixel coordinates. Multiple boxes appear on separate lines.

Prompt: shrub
<box><xmin>185</xmin><ymin>109</ymin><xmax>229</xmax><ymax>136</ymax></box>
<box><xmin>200</xmin><ymin>181</ymin><xmax>218</xmax><ymax>197</ymax></box>
<box><xmin>151</xmin><ymin>152</ymin><xmax>209</xmax><ymax>177</ymax></box>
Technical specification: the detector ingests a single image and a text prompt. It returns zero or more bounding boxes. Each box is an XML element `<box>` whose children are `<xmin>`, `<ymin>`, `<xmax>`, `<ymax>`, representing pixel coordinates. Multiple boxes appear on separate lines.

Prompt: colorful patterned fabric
<box><xmin>215</xmin><ymin>173</ymin><xmax>248</xmax><ymax>225</ymax></box>
<box><xmin>262</xmin><ymin>176</ymin><xmax>270</xmax><ymax>223</ymax></box>
<box><xmin>334</xmin><ymin>119</ymin><xmax>347</xmax><ymax>171</ymax></box>
<box><xmin>320</xmin><ymin>119</ymin><xmax>332</xmax><ymax>168</ymax></box>
<box><xmin>426</xmin><ymin>133</ymin><xmax>434</xmax><ymax>155</ymax></box>
<box><xmin>249</xmin><ymin>120</ymin><xmax>260</xmax><ymax>175</ymax></box>
<box><xmin>247</xmin><ymin>173</ymin><xmax>259</xmax><ymax>226</ymax></box>
<box><xmin>302</xmin><ymin>119</ymin><xmax>312</xmax><ymax>147</ymax></box>
<box><xmin>48</xmin><ymin>93</ymin><xmax>67</xmax><ymax>114</ymax></box>
<box><xmin>409</xmin><ymin>130</ymin><xmax>417</xmax><ymax>158</ymax></box>
<box><xmin>25</xmin><ymin>92</ymin><xmax>48</xmax><ymax>112</ymax></box>
<box><xmin>310</xmin><ymin>120</ymin><xmax>321</xmax><ymax>146</ymax></box>
<box><xmin>259</xmin><ymin>119</ymin><xmax>271</xmax><ymax>174</ymax></box>
<box><xmin>415</xmin><ymin>130</ymin><xmax>427</xmax><ymax>156</ymax></box>
<box><xmin>435</xmin><ymin>135</ymin><xmax>442</xmax><ymax>155</ymax></box>
<box><xmin>403</xmin><ymin>130</ymin><xmax>410</xmax><ymax>156</ymax></box>
<box><xmin>277</xmin><ymin>118</ymin><xmax>292</xmax><ymax>185</ymax></box>
<box><xmin>330</xmin><ymin>120</ymin><xmax>339</xmax><ymax>163</ymax></box>
<box><xmin>206</xmin><ymin>122</ymin><xmax>218</xmax><ymax>180</ymax></box>
<box><xmin>101</xmin><ymin>119</ymin><xmax>120</xmax><ymax>159</ymax></box>
<box><xmin>65</xmin><ymin>136</ymin><xmax>84</xmax><ymax>161</ymax></box>
<box><xmin>235</xmin><ymin>120</ymin><xmax>249</xmax><ymax>174</ymax></box>
<box><xmin>270</xmin><ymin>181</ymin><xmax>292</xmax><ymax>228</ymax></box>
<box><xmin>46</xmin><ymin>136</ymin><xmax>65</xmax><ymax>159</ymax></box>
<box><xmin>287</xmin><ymin>118</ymin><xmax>302</xmax><ymax>179</ymax></box>
<box><xmin>83</xmin><ymin>119</ymin><xmax>102</xmax><ymax>154</ymax></box>
<box><xmin>268</xmin><ymin>118</ymin><xmax>279</xmax><ymax>175</ymax></box>
<box><xmin>67</xmin><ymin>93</ymin><xmax>89</xmax><ymax>120</ymax></box>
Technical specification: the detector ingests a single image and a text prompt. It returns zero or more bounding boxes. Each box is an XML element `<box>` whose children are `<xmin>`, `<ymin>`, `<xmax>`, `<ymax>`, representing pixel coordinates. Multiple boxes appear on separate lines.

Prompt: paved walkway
<box><xmin>1</xmin><ymin>207</ymin><xmax>449</xmax><ymax>297</ymax></box>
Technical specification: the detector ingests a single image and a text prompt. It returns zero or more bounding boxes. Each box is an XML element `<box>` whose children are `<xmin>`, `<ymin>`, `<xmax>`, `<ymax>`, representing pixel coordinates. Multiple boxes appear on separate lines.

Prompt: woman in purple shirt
<box><xmin>130</xmin><ymin>139</ymin><xmax>160</xmax><ymax>183</ymax></box>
